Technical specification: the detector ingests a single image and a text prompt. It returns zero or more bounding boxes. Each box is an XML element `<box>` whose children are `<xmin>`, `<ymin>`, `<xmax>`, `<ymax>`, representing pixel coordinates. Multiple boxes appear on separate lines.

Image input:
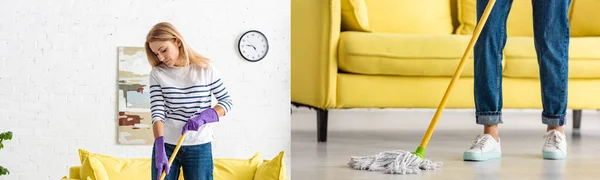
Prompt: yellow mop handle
<box><xmin>160</xmin><ymin>133</ymin><xmax>187</xmax><ymax>180</ymax></box>
<box><xmin>419</xmin><ymin>0</ymin><xmax>497</xmax><ymax>149</ymax></box>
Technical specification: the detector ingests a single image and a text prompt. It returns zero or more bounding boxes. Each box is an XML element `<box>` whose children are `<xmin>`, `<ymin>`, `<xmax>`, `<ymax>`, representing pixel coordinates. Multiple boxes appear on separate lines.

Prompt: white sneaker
<box><xmin>542</xmin><ymin>130</ymin><xmax>567</xmax><ymax>160</ymax></box>
<box><xmin>463</xmin><ymin>134</ymin><xmax>502</xmax><ymax>161</ymax></box>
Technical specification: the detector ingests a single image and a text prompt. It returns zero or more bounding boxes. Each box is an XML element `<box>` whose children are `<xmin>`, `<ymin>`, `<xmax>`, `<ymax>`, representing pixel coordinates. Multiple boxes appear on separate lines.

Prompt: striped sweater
<box><xmin>149</xmin><ymin>63</ymin><xmax>233</xmax><ymax>146</ymax></box>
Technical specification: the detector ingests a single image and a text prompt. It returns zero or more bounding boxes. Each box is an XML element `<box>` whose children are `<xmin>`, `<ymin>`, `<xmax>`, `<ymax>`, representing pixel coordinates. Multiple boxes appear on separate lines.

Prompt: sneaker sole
<box><xmin>543</xmin><ymin>152</ymin><xmax>566</xmax><ymax>160</ymax></box>
<box><xmin>463</xmin><ymin>152</ymin><xmax>501</xmax><ymax>161</ymax></box>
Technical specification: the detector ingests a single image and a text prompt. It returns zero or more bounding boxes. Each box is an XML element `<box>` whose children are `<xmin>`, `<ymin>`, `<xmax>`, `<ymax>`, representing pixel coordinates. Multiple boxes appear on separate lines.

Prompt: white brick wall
<box><xmin>0</xmin><ymin>0</ymin><xmax>291</xmax><ymax>179</ymax></box>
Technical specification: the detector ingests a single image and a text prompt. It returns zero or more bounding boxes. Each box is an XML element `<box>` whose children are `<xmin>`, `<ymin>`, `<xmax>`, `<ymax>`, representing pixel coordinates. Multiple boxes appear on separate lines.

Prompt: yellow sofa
<box><xmin>61</xmin><ymin>149</ymin><xmax>287</xmax><ymax>180</ymax></box>
<box><xmin>291</xmin><ymin>0</ymin><xmax>600</xmax><ymax>142</ymax></box>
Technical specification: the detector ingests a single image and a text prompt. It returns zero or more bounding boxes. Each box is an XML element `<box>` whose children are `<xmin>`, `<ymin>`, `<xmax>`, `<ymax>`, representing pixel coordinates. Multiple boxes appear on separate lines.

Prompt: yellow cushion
<box><xmin>338</xmin><ymin>31</ymin><xmax>505</xmax><ymax>77</ymax></box>
<box><xmin>254</xmin><ymin>151</ymin><xmax>287</xmax><ymax>180</ymax></box>
<box><xmin>570</xmin><ymin>0</ymin><xmax>600</xmax><ymax>36</ymax></box>
<box><xmin>87</xmin><ymin>157</ymin><xmax>109</xmax><ymax>180</ymax></box>
<box><xmin>213</xmin><ymin>152</ymin><xmax>262</xmax><ymax>180</ymax></box>
<box><xmin>341</xmin><ymin>0</ymin><xmax>371</xmax><ymax>31</ymax></box>
<box><xmin>78</xmin><ymin>149</ymin><xmax>98</xmax><ymax>180</ymax></box>
<box><xmin>87</xmin><ymin>153</ymin><xmax>151</xmax><ymax>180</ymax></box>
<box><xmin>503</xmin><ymin>37</ymin><xmax>600</xmax><ymax>78</ymax></box>
<box><xmin>78</xmin><ymin>149</ymin><xmax>184</xmax><ymax>180</ymax></box>
<box><xmin>363</xmin><ymin>0</ymin><xmax>454</xmax><ymax>34</ymax></box>
<box><xmin>457</xmin><ymin>0</ymin><xmax>533</xmax><ymax>36</ymax></box>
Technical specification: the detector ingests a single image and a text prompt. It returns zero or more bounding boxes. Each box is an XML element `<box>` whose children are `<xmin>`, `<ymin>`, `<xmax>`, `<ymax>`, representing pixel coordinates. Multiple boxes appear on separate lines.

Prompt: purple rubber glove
<box><xmin>154</xmin><ymin>136</ymin><xmax>169</xmax><ymax>180</ymax></box>
<box><xmin>182</xmin><ymin>108</ymin><xmax>219</xmax><ymax>135</ymax></box>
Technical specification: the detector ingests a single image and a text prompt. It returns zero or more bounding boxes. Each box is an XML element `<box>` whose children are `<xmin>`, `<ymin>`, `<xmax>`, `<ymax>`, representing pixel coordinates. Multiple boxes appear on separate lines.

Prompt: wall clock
<box><xmin>238</xmin><ymin>30</ymin><xmax>269</xmax><ymax>62</ymax></box>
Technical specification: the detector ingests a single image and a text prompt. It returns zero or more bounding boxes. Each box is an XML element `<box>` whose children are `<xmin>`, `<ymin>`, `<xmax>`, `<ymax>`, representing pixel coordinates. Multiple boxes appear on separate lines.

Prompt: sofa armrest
<box><xmin>291</xmin><ymin>0</ymin><xmax>340</xmax><ymax>109</ymax></box>
<box><xmin>69</xmin><ymin>166</ymin><xmax>81</xmax><ymax>179</ymax></box>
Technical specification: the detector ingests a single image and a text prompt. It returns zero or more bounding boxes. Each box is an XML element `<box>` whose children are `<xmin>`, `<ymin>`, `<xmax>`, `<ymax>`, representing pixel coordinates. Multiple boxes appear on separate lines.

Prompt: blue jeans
<box><xmin>152</xmin><ymin>142</ymin><xmax>214</xmax><ymax>180</ymax></box>
<box><xmin>474</xmin><ymin>0</ymin><xmax>570</xmax><ymax>126</ymax></box>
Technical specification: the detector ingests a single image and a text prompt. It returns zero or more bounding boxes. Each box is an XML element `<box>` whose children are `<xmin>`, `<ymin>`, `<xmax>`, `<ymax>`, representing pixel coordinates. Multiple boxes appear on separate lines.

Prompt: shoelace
<box><xmin>544</xmin><ymin>132</ymin><xmax>563</xmax><ymax>150</ymax></box>
<box><xmin>471</xmin><ymin>135</ymin><xmax>491</xmax><ymax>149</ymax></box>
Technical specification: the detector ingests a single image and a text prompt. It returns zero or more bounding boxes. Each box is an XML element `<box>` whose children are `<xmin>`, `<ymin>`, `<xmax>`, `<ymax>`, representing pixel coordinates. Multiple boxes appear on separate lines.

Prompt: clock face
<box><xmin>238</xmin><ymin>30</ymin><xmax>269</xmax><ymax>62</ymax></box>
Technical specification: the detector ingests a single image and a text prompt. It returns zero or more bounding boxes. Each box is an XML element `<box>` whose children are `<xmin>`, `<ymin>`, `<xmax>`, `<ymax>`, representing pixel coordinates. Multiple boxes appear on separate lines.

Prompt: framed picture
<box><xmin>117</xmin><ymin>46</ymin><xmax>153</xmax><ymax>145</ymax></box>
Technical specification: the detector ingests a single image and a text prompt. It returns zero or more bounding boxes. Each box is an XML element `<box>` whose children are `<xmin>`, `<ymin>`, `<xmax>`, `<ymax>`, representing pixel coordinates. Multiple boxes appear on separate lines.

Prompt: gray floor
<box><xmin>291</xmin><ymin>108</ymin><xmax>600</xmax><ymax>180</ymax></box>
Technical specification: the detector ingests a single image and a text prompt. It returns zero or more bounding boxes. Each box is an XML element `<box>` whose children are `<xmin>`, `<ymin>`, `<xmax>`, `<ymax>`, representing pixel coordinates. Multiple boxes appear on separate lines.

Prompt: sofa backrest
<box><xmin>363</xmin><ymin>0</ymin><xmax>455</xmax><ymax>35</ymax></box>
<box><xmin>569</xmin><ymin>0</ymin><xmax>600</xmax><ymax>37</ymax></box>
<box><xmin>343</xmin><ymin>0</ymin><xmax>600</xmax><ymax>37</ymax></box>
<box><xmin>454</xmin><ymin>0</ymin><xmax>542</xmax><ymax>37</ymax></box>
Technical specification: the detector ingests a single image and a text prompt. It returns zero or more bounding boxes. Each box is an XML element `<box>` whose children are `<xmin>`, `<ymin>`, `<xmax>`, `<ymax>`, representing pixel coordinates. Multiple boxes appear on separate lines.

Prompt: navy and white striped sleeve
<box><xmin>149</xmin><ymin>74</ymin><xmax>166</xmax><ymax>124</ymax></box>
<box><xmin>209</xmin><ymin>66</ymin><xmax>233</xmax><ymax>115</ymax></box>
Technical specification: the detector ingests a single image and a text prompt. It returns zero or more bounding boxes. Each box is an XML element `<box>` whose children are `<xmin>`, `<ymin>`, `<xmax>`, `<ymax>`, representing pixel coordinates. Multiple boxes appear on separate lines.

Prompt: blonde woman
<box><xmin>145</xmin><ymin>22</ymin><xmax>233</xmax><ymax>180</ymax></box>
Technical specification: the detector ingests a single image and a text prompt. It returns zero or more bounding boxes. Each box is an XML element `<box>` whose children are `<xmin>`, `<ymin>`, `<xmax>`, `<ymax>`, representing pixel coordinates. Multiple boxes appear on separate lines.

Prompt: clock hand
<box><xmin>244</xmin><ymin>44</ymin><xmax>257</xmax><ymax>50</ymax></box>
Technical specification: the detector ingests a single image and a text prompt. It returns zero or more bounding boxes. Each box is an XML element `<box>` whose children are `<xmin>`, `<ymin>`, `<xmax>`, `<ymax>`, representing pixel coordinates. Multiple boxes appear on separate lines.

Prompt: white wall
<box><xmin>0</xmin><ymin>0</ymin><xmax>290</xmax><ymax>179</ymax></box>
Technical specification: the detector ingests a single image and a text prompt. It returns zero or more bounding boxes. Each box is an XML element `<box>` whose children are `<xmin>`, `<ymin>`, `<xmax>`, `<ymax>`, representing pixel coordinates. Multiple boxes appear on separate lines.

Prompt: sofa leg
<box><xmin>573</xmin><ymin>109</ymin><xmax>582</xmax><ymax>129</ymax></box>
<box><xmin>317</xmin><ymin>109</ymin><xmax>328</xmax><ymax>142</ymax></box>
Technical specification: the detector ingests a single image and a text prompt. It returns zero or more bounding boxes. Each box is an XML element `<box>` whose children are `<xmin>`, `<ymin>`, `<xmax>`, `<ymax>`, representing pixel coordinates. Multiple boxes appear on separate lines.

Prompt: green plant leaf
<box><xmin>0</xmin><ymin>165</ymin><xmax>9</xmax><ymax>176</ymax></box>
<box><xmin>0</xmin><ymin>131</ymin><xmax>12</xmax><ymax>140</ymax></box>
<box><xmin>0</xmin><ymin>132</ymin><xmax>11</xmax><ymax>176</ymax></box>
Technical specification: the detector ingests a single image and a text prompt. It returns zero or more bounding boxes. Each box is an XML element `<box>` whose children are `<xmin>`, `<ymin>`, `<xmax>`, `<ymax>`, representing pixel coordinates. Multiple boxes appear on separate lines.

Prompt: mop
<box><xmin>348</xmin><ymin>0</ymin><xmax>497</xmax><ymax>175</ymax></box>
<box><xmin>160</xmin><ymin>133</ymin><xmax>187</xmax><ymax>180</ymax></box>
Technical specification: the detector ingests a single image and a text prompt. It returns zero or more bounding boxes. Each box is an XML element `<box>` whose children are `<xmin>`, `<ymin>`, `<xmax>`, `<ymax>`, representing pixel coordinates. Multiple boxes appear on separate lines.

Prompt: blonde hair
<box><xmin>145</xmin><ymin>22</ymin><xmax>210</xmax><ymax>68</ymax></box>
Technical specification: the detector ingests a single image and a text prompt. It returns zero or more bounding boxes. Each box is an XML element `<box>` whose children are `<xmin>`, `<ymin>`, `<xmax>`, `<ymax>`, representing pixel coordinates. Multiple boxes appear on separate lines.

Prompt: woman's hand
<box><xmin>154</xmin><ymin>136</ymin><xmax>169</xmax><ymax>180</ymax></box>
<box><xmin>181</xmin><ymin>107</ymin><xmax>220</xmax><ymax>135</ymax></box>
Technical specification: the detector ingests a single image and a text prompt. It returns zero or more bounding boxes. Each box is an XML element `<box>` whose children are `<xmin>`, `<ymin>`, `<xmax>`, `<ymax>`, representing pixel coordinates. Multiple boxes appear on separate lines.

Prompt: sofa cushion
<box><xmin>214</xmin><ymin>152</ymin><xmax>262</xmax><ymax>180</ymax></box>
<box><xmin>570</xmin><ymin>0</ymin><xmax>600</xmax><ymax>36</ymax></box>
<box><xmin>341</xmin><ymin>0</ymin><xmax>371</xmax><ymax>32</ymax></box>
<box><xmin>78</xmin><ymin>149</ymin><xmax>151</xmax><ymax>180</ymax></box>
<box><xmin>78</xmin><ymin>149</ymin><xmax>100</xmax><ymax>180</ymax></box>
<box><xmin>503</xmin><ymin>37</ymin><xmax>600</xmax><ymax>78</ymax></box>
<box><xmin>254</xmin><ymin>151</ymin><xmax>287</xmax><ymax>180</ymax></box>
<box><xmin>363</xmin><ymin>0</ymin><xmax>454</xmax><ymax>34</ymax></box>
<box><xmin>338</xmin><ymin>31</ymin><xmax>504</xmax><ymax>77</ymax></box>
<box><xmin>87</xmin><ymin>153</ymin><xmax>152</xmax><ymax>180</ymax></box>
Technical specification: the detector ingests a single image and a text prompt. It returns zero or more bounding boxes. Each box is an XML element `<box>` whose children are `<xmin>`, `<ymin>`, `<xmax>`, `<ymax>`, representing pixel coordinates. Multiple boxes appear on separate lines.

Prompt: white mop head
<box><xmin>348</xmin><ymin>149</ymin><xmax>442</xmax><ymax>175</ymax></box>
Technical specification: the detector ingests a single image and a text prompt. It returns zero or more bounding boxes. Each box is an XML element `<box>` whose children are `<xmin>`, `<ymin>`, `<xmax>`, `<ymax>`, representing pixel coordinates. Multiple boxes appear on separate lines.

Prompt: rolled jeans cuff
<box><xmin>476</xmin><ymin>112</ymin><xmax>502</xmax><ymax>125</ymax></box>
<box><xmin>542</xmin><ymin>114</ymin><xmax>566</xmax><ymax>126</ymax></box>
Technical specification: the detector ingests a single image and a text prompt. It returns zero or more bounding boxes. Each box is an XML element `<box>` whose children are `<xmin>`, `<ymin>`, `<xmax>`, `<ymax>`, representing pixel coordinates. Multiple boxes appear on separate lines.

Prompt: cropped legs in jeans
<box><xmin>474</xmin><ymin>0</ymin><xmax>570</xmax><ymax>126</ymax></box>
<box><xmin>152</xmin><ymin>142</ymin><xmax>214</xmax><ymax>180</ymax></box>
